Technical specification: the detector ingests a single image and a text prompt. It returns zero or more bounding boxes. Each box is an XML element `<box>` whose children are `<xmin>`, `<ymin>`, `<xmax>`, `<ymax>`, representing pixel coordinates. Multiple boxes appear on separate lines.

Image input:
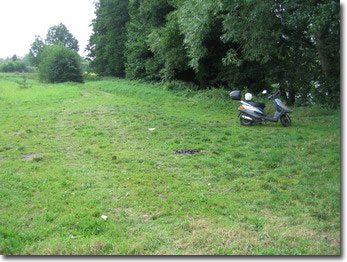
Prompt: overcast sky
<box><xmin>0</xmin><ymin>0</ymin><xmax>96</xmax><ymax>59</ymax></box>
<box><xmin>0</xmin><ymin>0</ymin><xmax>344</xmax><ymax>60</ymax></box>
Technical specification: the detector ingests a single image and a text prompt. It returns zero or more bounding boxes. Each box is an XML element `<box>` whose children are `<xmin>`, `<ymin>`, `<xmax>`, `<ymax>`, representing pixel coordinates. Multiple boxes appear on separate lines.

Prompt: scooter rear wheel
<box><xmin>280</xmin><ymin>114</ymin><xmax>291</xmax><ymax>127</ymax></box>
<box><xmin>240</xmin><ymin>115</ymin><xmax>253</xmax><ymax>126</ymax></box>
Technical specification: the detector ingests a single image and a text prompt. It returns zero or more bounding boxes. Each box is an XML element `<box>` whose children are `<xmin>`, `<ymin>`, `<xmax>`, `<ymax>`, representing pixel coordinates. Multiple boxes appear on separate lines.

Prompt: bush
<box><xmin>38</xmin><ymin>45</ymin><xmax>83</xmax><ymax>83</ymax></box>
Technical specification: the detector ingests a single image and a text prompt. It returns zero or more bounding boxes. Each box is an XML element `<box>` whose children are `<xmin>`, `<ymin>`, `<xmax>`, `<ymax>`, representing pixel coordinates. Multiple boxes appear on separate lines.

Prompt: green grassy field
<box><xmin>0</xmin><ymin>73</ymin><xmax>340</xmax><ymax>255</ymax></box>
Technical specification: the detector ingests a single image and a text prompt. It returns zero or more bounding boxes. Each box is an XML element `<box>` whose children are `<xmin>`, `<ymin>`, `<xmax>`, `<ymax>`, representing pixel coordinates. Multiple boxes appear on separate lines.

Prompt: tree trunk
<box><xmin>315</xmin><ymin>30</ymin><xmax>330</xmax><ymax>77</ymax></box>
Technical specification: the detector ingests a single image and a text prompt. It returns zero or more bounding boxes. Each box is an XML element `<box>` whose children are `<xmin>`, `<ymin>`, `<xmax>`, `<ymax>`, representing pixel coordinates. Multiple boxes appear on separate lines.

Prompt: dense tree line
<box><xmin>93</xmin><ymin>1</ymin><xmax>338</xmax><ymax>105</ymax></box>
<box><xmin>0</xmin><ymin>55</ymin><xmax>31</xmax><ymax>73</ymax></box>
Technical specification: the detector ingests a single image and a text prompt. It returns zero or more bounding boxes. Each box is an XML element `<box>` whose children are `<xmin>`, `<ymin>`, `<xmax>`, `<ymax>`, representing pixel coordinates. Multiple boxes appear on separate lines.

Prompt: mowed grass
<box><xmin>0</xmin><ymin>73</ymin><xmax>340</xmax><ymax>255</ymax></box>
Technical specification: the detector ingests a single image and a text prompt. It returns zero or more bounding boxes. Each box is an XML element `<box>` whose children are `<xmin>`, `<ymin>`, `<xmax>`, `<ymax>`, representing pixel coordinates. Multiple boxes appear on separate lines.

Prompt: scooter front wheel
<box><xmin>280</xmin><ymin>114</ymin><xmax>291</xmax><ymax>127</ymax></box>
<box><xmin>240</xmin><ymin>114</ymin><xmax>253</xmax><ymax>126</ymax></box>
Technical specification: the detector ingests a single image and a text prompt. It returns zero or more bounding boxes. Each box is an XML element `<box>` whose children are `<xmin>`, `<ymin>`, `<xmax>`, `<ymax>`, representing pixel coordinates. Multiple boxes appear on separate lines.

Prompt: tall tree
<box><xmin>29</xmin><ymin>24</ymin><xmax>80</xmax><ymax>67</ymax></box>
<box><xmin>147</xmin><ymin>11</ymin><xmax>194</xmax><ymax>82</ymax></box>
<box><xmin>279</xmin><ymin>0</ymin><xmax>340</xmax><ymax>104</ymax></box>
<box><xmin>219</xmin><ymin>0</ymin><xmax>339</xmax><ymax>104</ymax></box>
<box><xmin>28</xmin><ymin>35</ymin><xmax>45</xmax><ymax>66</ymax></box>
<box><xmin>45</xmin><ymin>23</ymin><xmax>79</xmax><ymax>52</ymax></box>
<box><xmin>87</xmin><ymin>0</ymin><xmax>130</xmax><ymax>77</ymax></box>
<box><xmin>125</xmin><ymin>0</ymin><xmax>174</xmax><ymax>80</ymax></box>
<box><xmin>175</xmin><ymin>0</ymin><xmax>267</xmax><ymax>89</ymax></box>
<box><xmin>86</xmin><ymin>0</ymin><xmax>339</xmax><ymax>105</ymax></box>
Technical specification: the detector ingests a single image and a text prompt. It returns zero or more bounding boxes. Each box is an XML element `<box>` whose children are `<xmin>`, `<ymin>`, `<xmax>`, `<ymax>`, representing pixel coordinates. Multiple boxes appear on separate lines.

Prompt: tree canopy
<box><xmin>29</xmin><ymin>23</ymin><xmax>80</xmax><ymax>67</ymax></box>
<box><xmin>87</xmin><ymin>0</ymin><xmax>129</xmax><ymax>77</ymax></box>
<box><xmin>87</xmin><ymin>0</ymin><xmax>340</xmax><ymax>105</ymax></box>
<box><xmin>29</xmin><ymin>36</ymin><xmax>45</xmax><ymax>66</ymax></box>
<box><xmin>45</xmin><ymin>23</ymin><xmax>79</xmax><ymax>52</ymax></box>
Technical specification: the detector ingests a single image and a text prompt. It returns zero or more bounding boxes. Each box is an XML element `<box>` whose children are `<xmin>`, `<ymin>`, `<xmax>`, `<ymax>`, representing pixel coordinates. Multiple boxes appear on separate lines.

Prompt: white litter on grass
<box><xmin>148</xmin><ymin>128</ymin><xmax>156</xmax><ymax>131</ymax></box>
<box><xmin>208</xmin><ymin>183</ymin><xmax>211</xmax><ymax>186</ymax></box>
<box><xmin>101</xmin><ymin>215</ymin><xmax>108</xmax><ymax>221</ymax></box>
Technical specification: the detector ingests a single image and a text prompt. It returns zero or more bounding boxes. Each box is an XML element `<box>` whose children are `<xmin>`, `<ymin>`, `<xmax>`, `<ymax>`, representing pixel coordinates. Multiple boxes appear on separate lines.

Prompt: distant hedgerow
<box><xmin>38</xmin><ymin>45</ymin><xmax>83</xmax><ymax>83</ymax></box>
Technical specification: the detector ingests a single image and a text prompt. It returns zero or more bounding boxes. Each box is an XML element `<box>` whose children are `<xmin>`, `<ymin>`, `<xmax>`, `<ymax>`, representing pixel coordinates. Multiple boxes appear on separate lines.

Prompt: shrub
<box><xmin>38</xmin><ymin>45</ymin><xmax>83</xmax><ymax>83</ymax></box>
<box><xmin>16</xmin><ymin>74</ymin><xmax>32</xmax><ymax>89</ymax></box>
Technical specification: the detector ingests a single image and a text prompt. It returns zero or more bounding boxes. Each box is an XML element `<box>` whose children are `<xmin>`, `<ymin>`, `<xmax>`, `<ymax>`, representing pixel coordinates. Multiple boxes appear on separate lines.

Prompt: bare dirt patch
<box><xmin>174</xmin><ymin>149</ymin><xmax>207</xmax><ymax>155</ymax></box>
<box><xmin>22</xmin><ymin>153</ymin><xmax>43</xmax><ymax>161</ymax></box>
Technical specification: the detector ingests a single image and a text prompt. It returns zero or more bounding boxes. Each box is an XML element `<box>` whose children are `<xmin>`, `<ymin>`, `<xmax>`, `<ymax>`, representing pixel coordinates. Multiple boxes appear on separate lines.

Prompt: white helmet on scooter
<box><xmin>245</xmin><ymin>93</ymin><xmax>253</xmax><ymax>101</ymax></box>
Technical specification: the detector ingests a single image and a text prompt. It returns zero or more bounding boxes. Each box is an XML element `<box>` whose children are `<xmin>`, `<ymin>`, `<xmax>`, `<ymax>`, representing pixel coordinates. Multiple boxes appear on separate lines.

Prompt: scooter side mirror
<box><xmin>262</xmin><ymin>90</ymin><xmax>268</xmax><ymax>95</ymax></box>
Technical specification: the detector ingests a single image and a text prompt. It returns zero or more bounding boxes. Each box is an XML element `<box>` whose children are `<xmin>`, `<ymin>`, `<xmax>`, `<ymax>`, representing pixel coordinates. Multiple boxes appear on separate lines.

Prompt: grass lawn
<box><xmin>0</xmin><ymin>73</ymin><xmax>340</xmax><ymax>255</ymax></box>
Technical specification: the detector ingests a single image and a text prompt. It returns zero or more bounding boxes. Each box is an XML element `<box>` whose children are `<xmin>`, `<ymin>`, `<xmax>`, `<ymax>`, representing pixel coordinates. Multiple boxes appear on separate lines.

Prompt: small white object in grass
<box><xmin>101</xmin><ymin>215</ymin><xmax>108</xmax><ymax>221</ymax></box>
<box><xmin>148</xmin><ymin>128</ymin><xmax>156</xmax><ymax>131</ymax></box>
<box><xmin>208</xmin><ymin>183</ymin><xmax>211</xmax><ymax>186</ymax></box>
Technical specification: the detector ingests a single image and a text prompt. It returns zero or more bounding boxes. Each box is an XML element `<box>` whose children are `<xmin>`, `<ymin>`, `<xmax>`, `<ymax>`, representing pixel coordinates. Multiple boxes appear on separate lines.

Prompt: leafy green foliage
<box><xmin>87</xmin><ymin>0</ymin><xmax>130</xmax><ymax>77</ymax></box>
<box><xmin>0</xmin><ymin>56</ymin><xmax>30</xmax><ymax>73</ymax></box>
<box><xmin>280</xmin><ymin>0</ymin><xmax>340</xmax><ymax>105</ymax></box>
<box><xmin>219</xmin><ymin>0</ymin><xmax>340</xmax><ymax>105</ymax></box>
<box><xmin>147</xmin><ymin>12</ymin><xmax>193</xmax><ymax>82</ymax></box>
<box><xmin>29</xmin><ymin>36</ymin><xmax>45</xmax><ymax>66</ymax></box>
<box><xmin>29</xmin><ymin>23</ymin><xmax>79</xmax><ymax>68</ymax></box>
<box><xmin>125</xmin><ymin>0</ymin><xmax>174</xmax><ymax>80</ymax></box>
<box><xmin>87</xmin><ymin>0</ymin><xmax>340</xmax><ymax>105</ymax></box>
<box><xmin>126</xmin><ymin>0</ymin><xmax>173</xmax><ymax>80</ymax></box>
<box><xmin>176</xmin><ymin>0</ymin><xmax>220</xmax><ymax>71</ymax></box>
<box><xmin>38</xmin><ymin>45</ymin><xmax>83</xmax><ymax>83</ymax></box>
<box><xmin>45</xmin><ymin>23</ymin><xmax>79</xmax><ymax>52</ymax></box>
<box><xmin>0</xmin><ymin>61</ymin><xmax>26</xmax><ymax>73</ymax></box>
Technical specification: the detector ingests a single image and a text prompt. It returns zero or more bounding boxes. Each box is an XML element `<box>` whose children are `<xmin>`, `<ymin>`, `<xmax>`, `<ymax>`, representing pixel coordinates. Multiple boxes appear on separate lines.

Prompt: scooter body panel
<box><xmin>241</xmin><ymin>101</ymin><xmax>265</xmax><ymax>115</ymax></box>
<box><xmin>239</xmin><ymin>98</ymin><xmax>291</xmax><ymax>123</ymax></box>
<box><xmin>274</xmin><ymin>98</ymin><xmax>293</xmax><ymax>113</ymax></box>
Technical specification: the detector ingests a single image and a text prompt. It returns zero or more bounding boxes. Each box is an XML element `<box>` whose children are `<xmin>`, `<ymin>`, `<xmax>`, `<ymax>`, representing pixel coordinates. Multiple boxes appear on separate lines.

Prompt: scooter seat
<box><xmin>247</xmin><ymin>101</ymin><xmax>266</xmax><ymax>109</ymax></box>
